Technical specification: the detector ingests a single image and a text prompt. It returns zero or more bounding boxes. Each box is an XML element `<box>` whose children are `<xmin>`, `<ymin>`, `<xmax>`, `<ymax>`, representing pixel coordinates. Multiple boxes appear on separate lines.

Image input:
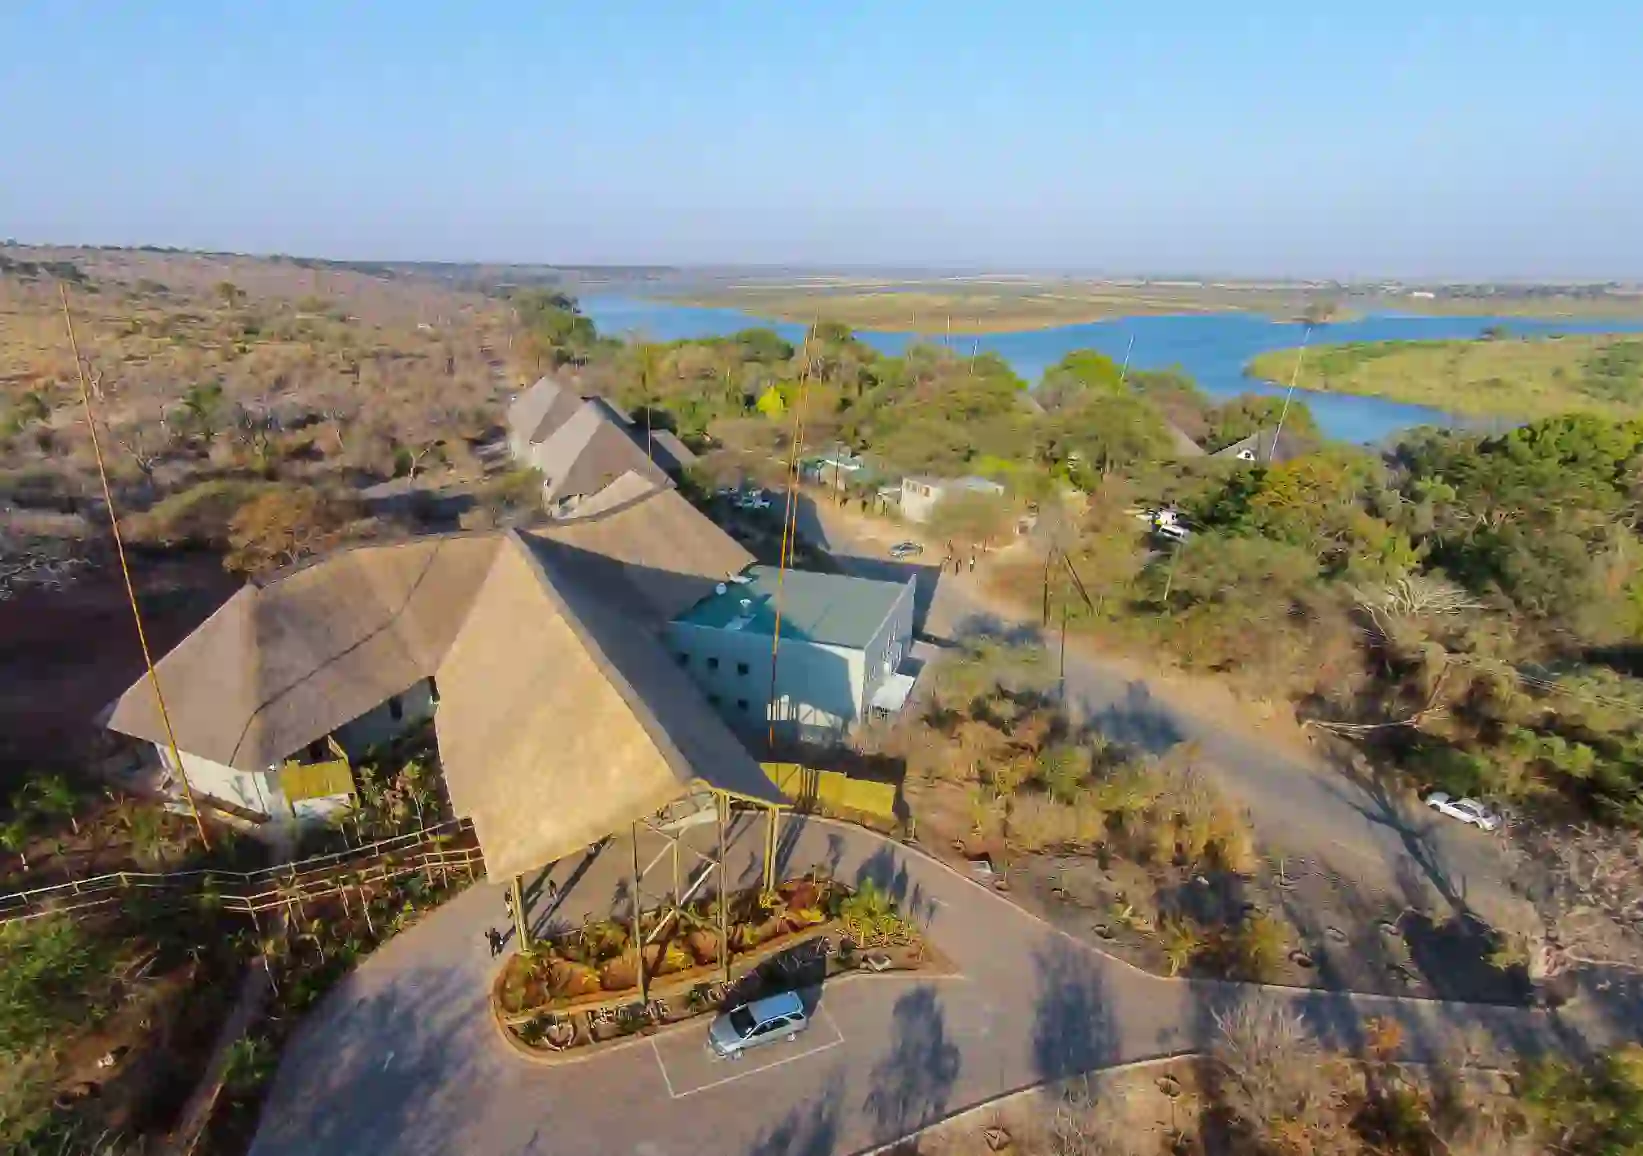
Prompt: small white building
<box><xmin>667</xmin><ymin>566</ymin><xmax>917</xmax><ymax>744</ymax></box>
<box><xmin>899</xmin><ymin>475</ymin><xmax>1007</xmax><ymax>524</ymax></box>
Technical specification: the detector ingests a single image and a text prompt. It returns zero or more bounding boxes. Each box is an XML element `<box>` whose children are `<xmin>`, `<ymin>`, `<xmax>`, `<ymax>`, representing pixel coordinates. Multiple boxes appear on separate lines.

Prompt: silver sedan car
<box><xmin>707</xmin><ymin>991</ymin><xmax>809</xmax><ymax>1059</ymax></box>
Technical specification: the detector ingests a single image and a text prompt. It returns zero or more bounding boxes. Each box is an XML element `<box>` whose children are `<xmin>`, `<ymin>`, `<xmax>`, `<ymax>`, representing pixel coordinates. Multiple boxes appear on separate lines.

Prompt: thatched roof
<box><xmin>103</xmin><ymin>534</ymin><xmax>501</xmax><ymax>771</ymax></box>
<box><xmin>508</xmin><ymin>376</ymin><xmax>585</xmax><ymax>446</ymax></box>
<box><xmin>650</xmin><ymin>429</ymin><xmax>699</xmax><ymax>472</ymax></box>
<box><xmin>435</xmin><ymin>536</ymin><xmax>779</xmax><ymax>876</ymax></box>
<box><xmin>1212</xmin><ymin>428</ymin><xmax>1307</xmax><ymax>464</ymax></box>
<box><xmin>104</xmin><ymin>525</ymin><xmax>783</xmax><ymax>876</ymax></box>
<box><xmin>1163</xmin><ymin>421</ymin><xmax>1205</xmax><ymax>458</ymax></box>
<box><xmin>537</xmin><ymin>403</ymin><xmax>670</xmax><ymax>506</ymax></box>
<box><xmin>528</xmin><ymin>480</ymin><xmax>753</xmax><ymax>622</ymax></box>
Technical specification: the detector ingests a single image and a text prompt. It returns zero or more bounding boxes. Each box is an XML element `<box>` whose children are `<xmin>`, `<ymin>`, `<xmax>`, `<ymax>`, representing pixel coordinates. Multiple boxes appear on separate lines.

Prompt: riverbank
<box><xmin>1246</xmin><ymin>333</ymin><xmax>1643</xmax><ymax>422</ymax></box>
<box><xmin>662</xmin><ymin>284</ymin><xmax>1319</xmax><ymax>334</ymax></box>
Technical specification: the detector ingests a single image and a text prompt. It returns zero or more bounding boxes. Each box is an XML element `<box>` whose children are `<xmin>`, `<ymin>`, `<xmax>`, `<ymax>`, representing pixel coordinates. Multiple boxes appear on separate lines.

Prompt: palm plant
<box><xmin>122</xmin><ymin>805</ymin><xmax>169</xmax><ymax>870</ymax></box>
<box><xmin>1158</xmin><ymin>916</ymin><xmax>1205</xmax><ymax>977</ymax></box>
<box><xmin>0</xmin><ymin>815</ymin><xmax>32</xmax><ymax>873</ymax></box>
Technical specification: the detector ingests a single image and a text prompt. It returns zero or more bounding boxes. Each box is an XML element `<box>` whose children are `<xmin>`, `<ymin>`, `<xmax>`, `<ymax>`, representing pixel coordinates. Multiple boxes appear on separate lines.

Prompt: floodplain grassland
<box><xmin>1247</xmin><ymin>333</ymin><xmax>1643</xmax><ymax>420</ymax></box>
<box><xmin>667</xmin><ymin>277</ymin><xmax>1643</xmax><ymax>334</ymax></box>
<box><xmin>666</xmin><ymin>278</ymin><xmax>1322</xmax><ymax>333</ymax></box>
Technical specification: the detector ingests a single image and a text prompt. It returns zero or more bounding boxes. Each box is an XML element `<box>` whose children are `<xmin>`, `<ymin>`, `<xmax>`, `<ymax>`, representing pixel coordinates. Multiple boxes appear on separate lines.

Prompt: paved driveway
<box><xmin>250</xmin><ymin>816</ymin><xmax>1570</xmax><ymax>1156</ymax></box>
<box><xmin>793</xmin><ymin>497</ymin><xmax>1516</xmax><ymax>922</ymax></box>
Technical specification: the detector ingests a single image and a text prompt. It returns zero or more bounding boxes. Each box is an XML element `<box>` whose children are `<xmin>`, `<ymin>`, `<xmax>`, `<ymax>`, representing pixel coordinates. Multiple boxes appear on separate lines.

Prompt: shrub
<box><xmin>1521</xmin><ymin>1045</ymin><xmax>1643</xmax><ymax>1154</ymax></box>
<box><xmin>1034</xmin><ymin>743</ymin><xmax>1090</xmax><ymax>804</ymax></box>
<box><xmin>131</xmin><ymin>478</ymin><xmax>271</xmax><ymax>547</ymax></box>
<box><xmin>1232</xmin><ymin>913</ymin><xmax>1289</xmax><ymax>981</ymax></box>
<box><xmin>1158</xmin><ymin>916</ymin><xmax>1205</xmax><ymax>977</ymax></box>
<box><xmin>225</xmin><ymin>486</ymin><xmax>358</xmax><ymax>575</ymax></box>
<box><xmin>1209</xmin><ymin>806</ymin><xmax>1259</xmax><ymax>874</ymax></box>
<box><xmin>0</xmin><ymin>920</ymin><xmax>118</xmax><ymax>1055</ymax></box>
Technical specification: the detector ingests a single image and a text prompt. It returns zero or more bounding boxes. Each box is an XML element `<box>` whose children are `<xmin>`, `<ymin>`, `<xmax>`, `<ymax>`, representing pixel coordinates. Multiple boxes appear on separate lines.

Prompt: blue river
<box><xmin>580</xmin><ymin>295</ymin><xmax>1643</xmax><ymax>445</ymax></box>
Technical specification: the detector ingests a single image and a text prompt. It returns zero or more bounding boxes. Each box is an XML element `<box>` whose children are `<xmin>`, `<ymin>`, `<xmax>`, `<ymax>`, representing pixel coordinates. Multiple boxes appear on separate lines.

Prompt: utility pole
<box><xmin>1270</xmin><ymin>325</ymin><xmax>1313</xmax><ymax>463</ymax></box>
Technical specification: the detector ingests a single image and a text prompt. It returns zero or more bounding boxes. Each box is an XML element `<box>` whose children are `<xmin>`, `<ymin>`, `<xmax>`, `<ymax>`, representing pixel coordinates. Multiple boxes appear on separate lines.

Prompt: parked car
<box><xmin>735</xmin><ymin>490</ymin><xmax>773</xmax><ymax>511</ymax></box>
<box><xmin>1131</xmin><ymin>507</ymin><xmax>1191</xmax><ymax>543</ymax></box>
<box><xmin>888</xmin><ymin>541</ymin><xmax>923</xmax><ymax>559</ymax></box>
<box><xmin>708</xmin><ymin>990</ymin><xmax>810</xmax><ymax>1059</ymax></box>
<box><xmin>1423</xmin><ymin>792</ymin><xmax>1502</xmax><ymax>832</ymax></box>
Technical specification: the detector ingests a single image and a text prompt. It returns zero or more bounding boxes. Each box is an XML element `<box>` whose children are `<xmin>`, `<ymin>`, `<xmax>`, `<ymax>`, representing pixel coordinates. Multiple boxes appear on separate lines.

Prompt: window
<box><xmin>306</xmin><ymin>740</ymin><xmax>326</xmax><ymax>762</ymax></box>
<box><xmin>388</xmin><ymin>695</ymin><xmax>403</xmax><ymax>721</ymax></box>
<box><xmin>676</xmin><ymin>652</ymin><xmax>690</xmax><ymax>667</ymax></box>
<box><xmin>737</xmin><ymin>661</ymin><xmax>750</xmax><ymax>676</ymax></box>
<box><xmin>706</xmin><ymin>657</ymin><xmax>720</xmax><ymax>671</ymax></box>
<box><xmin>737</xmin><ymin>699</ymin><xmax>749</xmax><ymax>712</ymax></box>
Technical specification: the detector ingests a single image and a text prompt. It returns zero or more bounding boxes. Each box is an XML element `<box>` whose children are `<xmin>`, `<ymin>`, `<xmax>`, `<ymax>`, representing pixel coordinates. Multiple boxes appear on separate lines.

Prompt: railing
<box><xmin>0</xmin><ymin>818</ymin><xmax>481</xmax><ymax>926</ymax></box>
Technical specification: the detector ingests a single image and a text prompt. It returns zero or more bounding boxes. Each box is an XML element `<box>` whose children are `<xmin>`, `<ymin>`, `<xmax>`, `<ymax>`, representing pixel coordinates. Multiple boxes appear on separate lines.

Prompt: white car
<box><xmin>736</xmin><ymin>492</ymin><xmax>773</xmax><ymax>511</ymax></box>
<box><xmin>1424</xmin><ymin>792</ymin><xmax>1501</xmax><ymax>833</ymax></box>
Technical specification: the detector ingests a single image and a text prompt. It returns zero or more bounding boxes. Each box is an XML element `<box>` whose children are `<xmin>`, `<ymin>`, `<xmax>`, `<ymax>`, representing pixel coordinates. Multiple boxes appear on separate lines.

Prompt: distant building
<box><xmin>667</xmin><ymin>566</ymin><xmax>917</xmax><ymax>743</ymax></box>
<box><xmin>1212</xmin><ymin>428</ymin><xmax>1307</xmax><ymax>465</ymax></box>
<box><xmin>899</xmin><ymin>475</ymin><xmax>1006</xmax><ymax>524</ymax></box>
<box><xmin>506</xmin><ymin>376</ymin><xmax>690</xmax><ymax>515</ymax></box>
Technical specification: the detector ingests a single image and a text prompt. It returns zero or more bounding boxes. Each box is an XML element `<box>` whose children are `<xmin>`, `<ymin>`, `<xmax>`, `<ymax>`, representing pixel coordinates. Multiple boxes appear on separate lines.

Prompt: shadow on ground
<box><xmin>864</xmin><ymin>985</ymin><xmax>963</xmax><ymax>1145</ymax></box>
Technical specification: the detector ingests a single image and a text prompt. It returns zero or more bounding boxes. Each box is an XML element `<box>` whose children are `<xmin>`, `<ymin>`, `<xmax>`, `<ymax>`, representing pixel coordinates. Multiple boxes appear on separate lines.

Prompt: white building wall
<box><xmin>900</xmin><ymin>479</ymin><xmax>943</xmax><ymax>524</ymax></box>
<box><xmin>665</xmin><ymin>622</ymin><xmax>866</xmax><ymax>743</ymax></box>
<box><xmin>156</xmin><ymin>745</ymin><xmax>284</xmax><ymax>821</ymax></box>
<box><xmin>858</xmin><ymin>578</ymin><xmax>917</xmax><ymax>715</ymax></box>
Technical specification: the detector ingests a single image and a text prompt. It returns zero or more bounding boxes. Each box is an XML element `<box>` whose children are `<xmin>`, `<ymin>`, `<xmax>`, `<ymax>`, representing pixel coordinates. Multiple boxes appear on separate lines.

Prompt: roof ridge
<box><xmin>227</xmin><ymin>535</ymin><xmax>506</xmax><ymax>766</ymax></box>
<box><xmin>494</xmin><ymin>530</ymin><xmax>697</xmax><ymax>782</ymax></box>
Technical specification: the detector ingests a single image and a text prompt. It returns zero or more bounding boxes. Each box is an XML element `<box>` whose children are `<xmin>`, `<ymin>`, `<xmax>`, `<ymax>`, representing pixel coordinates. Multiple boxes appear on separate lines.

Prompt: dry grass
<box><xmin>1</xmin><ymin>246</ymin><xmax>516</xmax><ymax>535</ymax></box>
<box><xmin>1249</xmin><ymin>333</ymin><xmax>1643</xmax><ymax>420</ymax></box>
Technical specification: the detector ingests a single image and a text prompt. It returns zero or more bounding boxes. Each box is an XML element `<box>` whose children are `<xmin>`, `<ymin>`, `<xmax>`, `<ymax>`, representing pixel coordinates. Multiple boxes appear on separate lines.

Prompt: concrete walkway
<box><xmin>247</xmin><ymin>815</ymin><xmax>1605</xmax><ymax>1156</ymax></box>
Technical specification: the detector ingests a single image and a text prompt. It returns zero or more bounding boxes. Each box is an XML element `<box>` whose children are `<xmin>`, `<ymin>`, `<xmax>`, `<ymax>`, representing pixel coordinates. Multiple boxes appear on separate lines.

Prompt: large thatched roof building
<box><xmin>103</xmin><ymin>491</ymin><xmax>778</xmax><ymax>878</ymax></box>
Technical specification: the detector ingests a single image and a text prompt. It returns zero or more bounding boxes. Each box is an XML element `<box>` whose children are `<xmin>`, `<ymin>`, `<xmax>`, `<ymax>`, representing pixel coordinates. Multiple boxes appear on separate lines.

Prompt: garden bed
<box><xmin>493</xmin><ymin>874</ymin><xmax>946</xmax><ymax>1060</ymax></box>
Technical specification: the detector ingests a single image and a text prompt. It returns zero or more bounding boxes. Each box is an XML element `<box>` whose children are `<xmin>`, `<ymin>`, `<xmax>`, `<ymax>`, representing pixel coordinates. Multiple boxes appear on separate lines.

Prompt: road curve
<box><xmin>249</xmin><ymin>814</ymin><xmax>1568</xmax><ymax>1156</ymax></box>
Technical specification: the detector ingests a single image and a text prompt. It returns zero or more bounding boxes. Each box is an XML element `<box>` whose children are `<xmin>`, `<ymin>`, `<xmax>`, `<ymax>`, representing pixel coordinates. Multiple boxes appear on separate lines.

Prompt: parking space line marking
<box><xmin>650</xmin><ymin>1035</ymin><xmax>678</xmax><ymax>1099</ymax></box>
<box><xmin>665</xmin><ymin>1006</ymin><xmax>845</xmax><ymax>1100</ymax></box>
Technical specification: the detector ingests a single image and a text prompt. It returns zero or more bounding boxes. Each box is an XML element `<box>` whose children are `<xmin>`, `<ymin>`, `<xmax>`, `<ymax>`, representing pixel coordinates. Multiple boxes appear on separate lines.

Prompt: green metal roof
<box><xmin>674</xmin><ymin>566</ymin><xmax>907</xmax><ymax>649</ymax></box>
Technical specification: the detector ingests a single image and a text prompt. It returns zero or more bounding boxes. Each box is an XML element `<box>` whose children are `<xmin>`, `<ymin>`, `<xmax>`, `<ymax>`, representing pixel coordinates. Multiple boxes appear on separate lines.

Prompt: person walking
<box><xmin>969</xmin><ymin>547</ymin><xmax>976</xmax><ymax>573</ymax></box>
<box><xmin>485</xmin><ymin>928</ymin><xmax>502</xmax><ymax>957</ymax></box>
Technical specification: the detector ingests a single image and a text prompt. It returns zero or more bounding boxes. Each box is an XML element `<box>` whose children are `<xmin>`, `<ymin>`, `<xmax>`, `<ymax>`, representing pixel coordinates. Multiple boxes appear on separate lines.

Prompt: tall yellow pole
<box><xmin>765</xmin><ymin>327</ymin><xmax>814</xmax><ymax>753</ymax></box>
<box><xmin>59</xmin><ymin>285</ymin><xmax>209</xmax><ymax>850</ymax></box>
<box><xmin>717</xmin><ymin>792</ymin><xmax>730</xmax><ymax>984</ymax></box>
<box><xmin>510</xmin><ymin>873</ymin><xmax>529</xmax><ymax>949</ymax></box>
<box><xmin>629</xmin><ymin>821</ymin><xmax>648</xmax><ymax>1003</ymax></box>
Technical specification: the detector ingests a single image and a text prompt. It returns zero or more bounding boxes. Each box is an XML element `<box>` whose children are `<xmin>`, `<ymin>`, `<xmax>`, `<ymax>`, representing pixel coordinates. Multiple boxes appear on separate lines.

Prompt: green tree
<box><xmin>1038</xmin><ymin>349</ymin><xmax>1125</xmax><ymax>411</ymax></box>
<box><xmin>178</xmin><ymin>382</ymin><xmax>225</xmax><ymax>443</ymax></box>
<box><xmin>1048</xmin><ymin>393</ymin><xmax>1175</xmax><ymax>477</ymax></box>
<box><xmin>515</xmin><ymin>289</ymin><xmax>598</xmax><ymax>367</ymax></box>
<box><xmin>1202</xmin><ymin>395</ymin><xmax>1319</xmax><ymax>453</ymax></box>
<box><xmin>1522</xmin><ymin>1045</ymin><xmax>1643</xmax><ymax>1155</ymax></box>
<box><xmin>929</xmin><ymin>489</ymin><xmax>1014</xmax><ymax>547</ymax></box>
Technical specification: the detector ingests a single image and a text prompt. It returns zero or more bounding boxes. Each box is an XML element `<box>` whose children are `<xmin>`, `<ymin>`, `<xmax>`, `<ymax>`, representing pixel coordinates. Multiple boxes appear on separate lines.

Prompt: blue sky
<box><xmin>2</xmin><ymin>1</ymin><xmax>1638</xmax><ymax>276</ymax></box>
